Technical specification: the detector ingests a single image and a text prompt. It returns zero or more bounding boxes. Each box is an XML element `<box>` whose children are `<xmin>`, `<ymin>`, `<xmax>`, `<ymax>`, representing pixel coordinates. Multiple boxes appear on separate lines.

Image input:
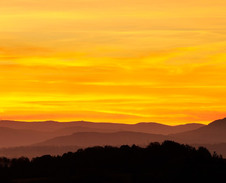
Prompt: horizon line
<box><xmin>0</xmin><ymin>118</ymin><xmax>220</xmax><ymax>126</ymax></box>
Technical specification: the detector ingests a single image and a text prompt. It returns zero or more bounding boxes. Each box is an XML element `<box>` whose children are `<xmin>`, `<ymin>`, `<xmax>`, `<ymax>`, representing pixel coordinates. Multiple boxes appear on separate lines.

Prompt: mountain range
<box><xmin>171</xmin><ymin>118</ymin><xmax>226</xmax><ymax>144</ymax></box>
<box><xmin>0</xmin><ymin>120</ymin><xmax>204</xmax><ymax>134</ymax></box>
<box><xmin>0</xmin><ymin>118</ymin><xmax>226</xmax><ymax>158</ymax></box>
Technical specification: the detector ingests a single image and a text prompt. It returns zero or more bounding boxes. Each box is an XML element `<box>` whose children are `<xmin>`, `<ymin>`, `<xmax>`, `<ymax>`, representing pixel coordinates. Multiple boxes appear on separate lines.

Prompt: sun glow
<box><xmin>1</xmin><ymin>0</ymin><xmax>226</xmax><ymax>124</ymax></box>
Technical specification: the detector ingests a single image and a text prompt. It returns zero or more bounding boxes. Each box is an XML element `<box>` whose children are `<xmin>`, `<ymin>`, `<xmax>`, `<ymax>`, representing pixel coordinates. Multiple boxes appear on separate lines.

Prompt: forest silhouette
<box><xmin>0</xmin><ymin>141</ymin><xmax>225</xmax><ymax>183</ymax></box>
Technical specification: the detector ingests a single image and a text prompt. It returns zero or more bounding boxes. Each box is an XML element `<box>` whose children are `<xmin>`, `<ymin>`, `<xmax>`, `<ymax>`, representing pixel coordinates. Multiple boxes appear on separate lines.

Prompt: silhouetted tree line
<box><xmin>0</xmin><ymin>145</ymin><xmax>81</xmax><ymax>159</ymax></box>
<box><xmin>0</xmin><ymin>141</ymin><xmax>225</xmax><ymax>183</ymax></box>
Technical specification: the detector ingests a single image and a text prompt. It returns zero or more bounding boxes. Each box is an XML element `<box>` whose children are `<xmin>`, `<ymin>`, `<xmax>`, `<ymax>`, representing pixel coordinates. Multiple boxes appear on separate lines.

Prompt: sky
<box><xmin>0</xmin><ymin>0</ymin><xmax>226</xmax><ymax>125</ymax></box>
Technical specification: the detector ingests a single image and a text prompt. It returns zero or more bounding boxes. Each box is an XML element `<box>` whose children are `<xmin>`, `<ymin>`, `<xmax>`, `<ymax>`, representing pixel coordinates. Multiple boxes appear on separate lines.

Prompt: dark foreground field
<box><xmin>0</xmin><ymin>141</ymin><xmax>225</xmax><ymax>183</ymax></box>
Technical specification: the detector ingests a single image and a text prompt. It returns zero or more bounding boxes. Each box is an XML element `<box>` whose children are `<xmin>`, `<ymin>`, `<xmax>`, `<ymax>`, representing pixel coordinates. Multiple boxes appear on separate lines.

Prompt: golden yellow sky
<box><xmin>1</xmin><ymin>0</ymin><xmax>226</xmax><ymax>124</ymax></box>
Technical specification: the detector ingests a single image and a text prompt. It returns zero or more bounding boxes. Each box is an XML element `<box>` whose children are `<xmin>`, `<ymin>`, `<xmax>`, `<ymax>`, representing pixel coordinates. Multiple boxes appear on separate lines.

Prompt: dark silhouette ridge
<box><xmin>0</xmin><ymin>141</ymin><xmax>224</xmax><ymax>183</ymax></box>
<box><xmin>0</xmin><ymin>146</ymin><xmax>81</xmax><ymax>159</ymax></box>
<box><xmin>193</xmin><ymin>143</ymin><xmax>226</xmax><ymax>159</ymax></box>
<box><xmin>2</xmin><ymin>143</ymin><xmax>226</xmax><ymax>159</ymax></box>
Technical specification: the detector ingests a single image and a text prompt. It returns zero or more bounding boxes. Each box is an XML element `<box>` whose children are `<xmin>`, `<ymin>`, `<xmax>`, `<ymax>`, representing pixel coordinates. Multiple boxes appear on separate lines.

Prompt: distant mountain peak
<box><xmin>208</xmin><ymin>118</ymin><xmax>226</xmax><ymax>127</ymax></box>
<box><xmin>42</xmin><ymin>120</ymin><xmax>58</xmax><ymax>123</ymax></box>
<box><xmin>135</xmin><ymin>122</ymin><xmax>166</xmax><ymax>126</ymax></box>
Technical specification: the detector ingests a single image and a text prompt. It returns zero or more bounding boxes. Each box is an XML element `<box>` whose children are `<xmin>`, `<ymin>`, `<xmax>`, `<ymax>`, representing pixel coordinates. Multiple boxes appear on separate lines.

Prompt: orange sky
<box><xmin>1</xmin><ymin>0</ymin><xmax>226</xmax><ymax>124</ymax></box>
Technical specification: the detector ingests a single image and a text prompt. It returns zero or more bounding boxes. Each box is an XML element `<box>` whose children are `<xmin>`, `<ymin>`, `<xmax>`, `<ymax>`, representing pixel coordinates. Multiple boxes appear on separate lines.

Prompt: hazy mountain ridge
<box><xmin>171</xmin><ymin>118</ymin><xmax>226</xmax><ymax>144</ymax></box>
<box><xmin>35</xmin><ymin>131</ymin><xmax>169</xmax><ymax>147</ymax></box>
<box><xmin>0</xmin><ymin>120</ymin><xmax>204</xmax><ymax>134</ymax></box>
<box><xmin>32</xmin><ymin>118</ymin><xmax>226</xmax><ymax>158</ymax></box>
<box><xmin>1</xmin><ymin>118</ymin><xmax>226</xmax><ymax>158</ymax></box>
<box><xmin>0</xmin><ymin>127</ymin><xmax>53</xmax><ymax>147</ymax></box>
<box><xmin>0</xmin><ymin>120</ymin><xmax>204</xmax><ymax>148</ymax></box>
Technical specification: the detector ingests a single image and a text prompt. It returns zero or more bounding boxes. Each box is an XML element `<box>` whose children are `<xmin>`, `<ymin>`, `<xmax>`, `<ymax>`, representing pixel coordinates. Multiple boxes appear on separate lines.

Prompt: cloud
<box><xmin>0</xmin><ymin>0</ymin><xmax>226</xmax><ymax>124</ymax></box>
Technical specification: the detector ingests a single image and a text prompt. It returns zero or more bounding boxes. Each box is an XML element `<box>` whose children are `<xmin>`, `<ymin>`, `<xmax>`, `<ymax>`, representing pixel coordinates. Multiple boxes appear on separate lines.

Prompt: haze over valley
<box><xmin>1</xmin><ymin>118</ymin><xmax>226</xmax><ymax>158</ymax></box>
